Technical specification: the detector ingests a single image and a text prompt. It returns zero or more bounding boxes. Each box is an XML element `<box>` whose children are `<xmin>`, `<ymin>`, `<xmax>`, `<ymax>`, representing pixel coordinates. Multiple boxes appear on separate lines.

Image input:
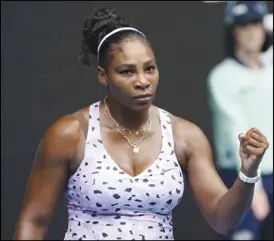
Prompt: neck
<box><xmin>104</xmin><ymin>95</ymin><xmax>150</xmax><ymax>131</ymax></box>
<box><xmin>235</xmin><ymin>48</ymin><xmax>261</xmax><ymax>69</ymax></box>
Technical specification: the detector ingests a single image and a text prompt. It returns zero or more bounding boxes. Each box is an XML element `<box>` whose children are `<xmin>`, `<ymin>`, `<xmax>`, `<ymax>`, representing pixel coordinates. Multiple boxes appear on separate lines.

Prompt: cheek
<box><xmin>108</xmin><ymin>77</ymin><xmax>131</xmax><ymax>95</ymax></box>
<box><xmin>241</xmin><ymin>28</ymin><xmax>265</xmax><ymax>42</ymax></box>
<box><xmin>251</xmin><ymin>29</ymin><xmax>264</xmax><ymax>39</ymax></box>
<box><xmin>238</xmin><ymin>32</ymin><xmax>250</xmax><ymax>43</ymax></box>
<box><xmin>258</xmin><ymin>29</ymin><xmax>266</xmax><ymax>42</ymax></box>
<box><xmin>150</xmin><ymin>71</ymin><xmax>160</xmax><ymax>85</ymax></box>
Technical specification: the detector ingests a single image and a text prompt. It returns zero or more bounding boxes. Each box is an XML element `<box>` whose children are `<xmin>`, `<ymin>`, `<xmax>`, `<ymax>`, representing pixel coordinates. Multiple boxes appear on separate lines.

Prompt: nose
<box><xmin>135</xmin><ymin>74</ymin><xmax>150</xmax><ymax>90</ymax></box>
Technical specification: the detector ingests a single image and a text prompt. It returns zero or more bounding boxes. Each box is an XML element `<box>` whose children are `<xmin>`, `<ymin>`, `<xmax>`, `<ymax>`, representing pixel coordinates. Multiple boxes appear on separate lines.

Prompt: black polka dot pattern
<box><xmin>64</xmin><ymin>102</ymin><xmax>184</xmax><ymax>240</ymax></box>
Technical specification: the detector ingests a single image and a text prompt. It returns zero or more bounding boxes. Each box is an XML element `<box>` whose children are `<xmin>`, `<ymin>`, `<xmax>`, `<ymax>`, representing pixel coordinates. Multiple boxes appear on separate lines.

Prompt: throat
<box><xmin>103</xmin><ymin>97</ymin><xmax>151</xmax><ymax>132</ymax></box>
<box><xmin>235</xmin><ymin>49</ymin><xmax>261</xmax><ymax>69</ymax></box>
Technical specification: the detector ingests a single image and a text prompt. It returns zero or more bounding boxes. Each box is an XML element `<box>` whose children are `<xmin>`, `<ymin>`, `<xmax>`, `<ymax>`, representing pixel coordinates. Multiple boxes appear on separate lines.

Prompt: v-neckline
<box><xmin>96</xmin><ymin>101</ymin><xmax>166</xmax><ymax>179</ymax></box>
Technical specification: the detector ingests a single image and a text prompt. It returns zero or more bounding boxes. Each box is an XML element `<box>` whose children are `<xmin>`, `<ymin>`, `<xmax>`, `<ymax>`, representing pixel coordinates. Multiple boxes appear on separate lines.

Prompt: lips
<box><xmin>133</xmin><ymin>94</ymin><xmax>152</xmax><ymax>99</ymax></box>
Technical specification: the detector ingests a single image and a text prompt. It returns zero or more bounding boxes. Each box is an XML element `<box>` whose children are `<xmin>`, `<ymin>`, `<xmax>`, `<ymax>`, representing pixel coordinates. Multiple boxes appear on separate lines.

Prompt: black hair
<box><xmin>224</xmin><ymin>21</ymin><xmax>273</xmax><ymax>58</ymax></box>
<box><xmin>77</xmin><ymin>7</ymin><xmax>148</xmax><ymax>69</ymax></box>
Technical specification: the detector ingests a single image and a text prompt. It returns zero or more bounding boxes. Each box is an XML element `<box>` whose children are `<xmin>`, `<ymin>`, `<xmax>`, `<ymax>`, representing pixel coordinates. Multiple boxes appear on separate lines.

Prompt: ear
<box><xmin>96</xmin><ymin>66</ymin><xmax>108</xmax><ymax>87</ymax></box>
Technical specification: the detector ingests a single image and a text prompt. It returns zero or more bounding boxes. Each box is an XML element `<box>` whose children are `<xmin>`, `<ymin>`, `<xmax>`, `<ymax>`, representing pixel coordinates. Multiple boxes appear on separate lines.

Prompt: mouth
<box><xmin>133</xmin><ymin>94</ymin><xmax>153</xmax><ymax>100</ymax></box>
<box><xmin>132</xmin><ymin>94</ymin><xmax>153</xmax><ymax>104</ymax></box>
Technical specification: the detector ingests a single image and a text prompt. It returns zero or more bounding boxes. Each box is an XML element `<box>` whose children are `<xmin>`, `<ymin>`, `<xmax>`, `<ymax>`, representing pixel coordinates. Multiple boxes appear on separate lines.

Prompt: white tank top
<box><xmin>64</xmin><ymin>101</ymin><xmax>184</xmax><ymax>240</ymax></box>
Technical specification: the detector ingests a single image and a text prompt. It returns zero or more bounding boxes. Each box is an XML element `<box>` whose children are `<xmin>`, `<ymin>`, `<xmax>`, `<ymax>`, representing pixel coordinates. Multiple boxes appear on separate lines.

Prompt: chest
<box><xmin>101</xmin><ymin>123</ymin><xmax>166</xmax><ymax>177</ymax></box>
<box><xmin>66</xmin><ymin>104</ymin><xmax>185</xmax><ymax>215</ymax></box>
<box><xmin>233</xmin><ymin>69</ymin><xmax>273</xmax><ymax>119</ymax></box>
<box><xmin>67</xmin><ymin>139</ymin><xmax>184</xmax><ymax>215</ymax></box>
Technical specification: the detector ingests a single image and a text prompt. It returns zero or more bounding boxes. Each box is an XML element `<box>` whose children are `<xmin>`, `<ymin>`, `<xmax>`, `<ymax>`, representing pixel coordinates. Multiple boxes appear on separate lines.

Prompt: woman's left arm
<box><xmin>173</xmin><ymin>117</ymin><xmax>269</xmax><ymax>235</ymax></box>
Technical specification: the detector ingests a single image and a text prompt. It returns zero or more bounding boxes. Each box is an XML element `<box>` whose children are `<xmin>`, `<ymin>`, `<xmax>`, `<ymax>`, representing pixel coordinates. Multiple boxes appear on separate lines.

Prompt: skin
<box><xmin>234</xmin><ymin>21</ymin><xmax>266</xmax><ymax>69</ymax></box>
<box><xmin>13</xmin><ymin>36</ymin><xmax>269</xmax><ymax>240</ymax></box>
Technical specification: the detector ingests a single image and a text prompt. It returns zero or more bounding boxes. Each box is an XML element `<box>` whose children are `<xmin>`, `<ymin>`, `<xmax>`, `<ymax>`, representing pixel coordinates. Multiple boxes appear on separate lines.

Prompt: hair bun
<box><xmin>80</xmin><ymin>7</ymin><xmax>130</xmax><ymax>60</ymax></box>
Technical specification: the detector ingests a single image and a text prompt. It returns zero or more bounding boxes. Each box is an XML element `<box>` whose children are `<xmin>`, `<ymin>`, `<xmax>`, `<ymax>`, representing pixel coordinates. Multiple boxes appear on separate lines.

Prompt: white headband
<box><xmin>97</xmin><ymin>27</ymin><xmax>146</xmax><ymax>55</ymax></box>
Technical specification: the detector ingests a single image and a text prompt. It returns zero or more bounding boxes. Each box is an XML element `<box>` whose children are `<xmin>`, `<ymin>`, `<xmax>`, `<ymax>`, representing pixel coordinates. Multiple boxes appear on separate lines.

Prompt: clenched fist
<box><xmin>238</xmin><ymin>128</ymin><xmax>269</xmax><ymax>177</ymax></box>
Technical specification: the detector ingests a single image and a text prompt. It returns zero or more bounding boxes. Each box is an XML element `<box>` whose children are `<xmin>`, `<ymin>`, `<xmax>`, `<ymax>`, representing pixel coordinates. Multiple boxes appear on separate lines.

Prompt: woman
<box><xmin>13</xmin><ymin>7</ymin><xmax>269</xmax><ymax>240</ymax></box>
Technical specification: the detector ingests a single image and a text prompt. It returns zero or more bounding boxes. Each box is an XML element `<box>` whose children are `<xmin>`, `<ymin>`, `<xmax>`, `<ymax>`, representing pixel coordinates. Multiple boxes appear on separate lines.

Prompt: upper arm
<box><xmin>173</xmin><ymin>117</ymin><xmax>228</xmax><ymax>230</ymax></box>
<box><xmin>15</xmin><ymin>115</ymin><xmax>81</xmax><ymax>231</ymax></box>
<box><xmin>187</xmin><ymin>126</ymin><xmax>228</xmax><ymax>228</ymax></box>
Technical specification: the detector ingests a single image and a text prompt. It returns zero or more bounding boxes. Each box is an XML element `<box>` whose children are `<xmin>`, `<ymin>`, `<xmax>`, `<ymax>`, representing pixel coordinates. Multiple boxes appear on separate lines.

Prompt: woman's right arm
<box><xmin>13</xmin><ymin>115</ymin><xmax>82</xmax><ymax>240</ymax></box>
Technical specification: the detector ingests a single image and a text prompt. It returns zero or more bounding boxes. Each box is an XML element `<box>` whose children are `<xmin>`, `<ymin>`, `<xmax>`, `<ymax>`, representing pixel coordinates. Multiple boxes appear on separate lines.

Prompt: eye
<box><xmin>145</xmin><ymin>66</ymin><xmax>156</xmax><ymax>72</ymax></box>
<box><xmin>120</xmin><ymin>70</ymin><xmax>134</xmax><ymax>75</ymax></box>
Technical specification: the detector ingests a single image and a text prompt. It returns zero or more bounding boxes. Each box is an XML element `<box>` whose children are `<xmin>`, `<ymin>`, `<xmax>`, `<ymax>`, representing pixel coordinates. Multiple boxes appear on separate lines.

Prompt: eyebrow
<box><xmin>115</xmin><ymin>59</ymin><xmax>156</xmax><ymax>69</ymax></box>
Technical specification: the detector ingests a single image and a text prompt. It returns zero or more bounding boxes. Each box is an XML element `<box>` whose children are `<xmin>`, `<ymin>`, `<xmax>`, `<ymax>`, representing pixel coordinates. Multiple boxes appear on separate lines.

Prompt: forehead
<box><xmin>109</xmin><ymin>38</ymin><xmax>155</xmax><ymax>65</ymax></box>
<box><xmin>236</xmin><ymin>22</ymin><xmax>263</xmax><ymax>30</ymax></box>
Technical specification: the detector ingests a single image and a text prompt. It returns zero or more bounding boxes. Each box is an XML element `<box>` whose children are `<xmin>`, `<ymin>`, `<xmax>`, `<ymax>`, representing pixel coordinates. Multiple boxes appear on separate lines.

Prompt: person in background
<box><xmin>207</xmin><ymin>1</ymin><xmax>273</xmax><ymax>240</ymax></box>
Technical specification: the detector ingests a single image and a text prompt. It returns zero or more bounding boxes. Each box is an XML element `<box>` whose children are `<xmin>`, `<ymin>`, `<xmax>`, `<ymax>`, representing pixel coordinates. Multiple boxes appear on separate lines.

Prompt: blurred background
<box><xmin>1</xmin><ymin>1</ymin><xmax>273</xmax><ymax>240</ymax></box>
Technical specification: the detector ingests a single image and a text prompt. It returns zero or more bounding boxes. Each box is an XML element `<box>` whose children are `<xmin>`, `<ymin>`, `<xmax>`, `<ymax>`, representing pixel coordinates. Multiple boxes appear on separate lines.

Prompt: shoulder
<box><xmin>207</xmin><ymin>58</ymin><xmax>241</xmax><ymax>96</ymax></box>
<box><xmin>41</xmin><ymin>115</ymin><xmax>81</xmax><ymax>151</ymax></box>
<box><xmin>171</xmin><ymin>115</ymin><xmax>207</xmax><ymax>145</ymax></box>
<box><xmin>40</xmin><ymin>106</ymin><xmax>90</xmax><ymax>154</ymax></box>
<box><xmin>208</xmin><ymin>58</ymin><xmax>236</xmax><ymax>75</ymax></box>
<box><xmin>207</xmin><ymin>58</ymin><xmax>237</xmax><ymax>84</ymax></box>
<box><xmin>156</xmin><ymin>107</ymin><xmax>204</xmax><ymax>144</ymax></box>
<box><xmin>167</xmin><ymin>112</ymin><xmax>211</xmax><ymax>166</ymax></box>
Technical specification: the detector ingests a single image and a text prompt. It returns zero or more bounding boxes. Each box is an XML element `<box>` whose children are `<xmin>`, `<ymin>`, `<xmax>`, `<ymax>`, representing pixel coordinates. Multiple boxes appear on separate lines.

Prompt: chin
<box><xmin>130</xmin><ymin>100</ymin><xmax>153</xmax><ymax>112</ymax></box>
<box><xmin>123</xmin><ymin>95</ymin><xmax>154</xmax><ymax>111</ymax></box>
<box><xmin>133</xmin><ymin>103</ymin><xmax>152</xmax><ymax>112</ymax></box>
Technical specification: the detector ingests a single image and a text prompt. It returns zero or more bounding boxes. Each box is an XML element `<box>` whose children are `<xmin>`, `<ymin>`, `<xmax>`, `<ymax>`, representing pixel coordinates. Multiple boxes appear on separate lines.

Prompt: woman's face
<box><xmin>98</xmin><ymin>37</ymin><xmax>159</xmax><ymax>111</ymax></box>
<box><xmin>234</xmin><ymin>21</ymin><xmax>266</xmax><ymax>53</ymax></box>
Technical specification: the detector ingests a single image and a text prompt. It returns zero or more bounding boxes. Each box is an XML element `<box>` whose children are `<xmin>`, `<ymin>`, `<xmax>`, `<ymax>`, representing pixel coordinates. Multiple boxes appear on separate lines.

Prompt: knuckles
<box><xmin>241</xmin><ymin>128</ymin><xmax>269</xmax><ymax>151</ymax></box>
<box><xmin>240</xmin><ymin>128</ymin><xmax>269</xmax><ymax>160</ymax></box>
<box><xmin>264</xmin><ymin>142</ymin><xmax>270</xmax><ymax>149</ymax></box>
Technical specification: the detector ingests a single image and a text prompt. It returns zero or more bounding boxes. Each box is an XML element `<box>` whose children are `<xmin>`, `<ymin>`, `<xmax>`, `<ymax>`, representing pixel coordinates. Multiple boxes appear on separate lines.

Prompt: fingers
<box><xmin>239</xmin><ymin>128</ymin><xmax>268</xmax><ymax>144</ymax></box>
<box><xmin>243</xmin><ymin>137</ymin><xmax>265</xmax><ymax>149</ymax></box>
<box><xmin>241</xmin><ymin>139</ymin><xmax>265</xmax><ymax>157</ymax></box>
<box><xmin>247</xmin><ymin>128</ymin><xmax>267</xmax><ymax>142</ymax></box>
<box><xmin>245</xmin><ymin>145</ymin><xmax>265</xmax><ymax>156</ymax></box>
<box><xmin>239</xmin><ymin>128</ymin><xmax>270</xmax><ymax>154</ymax></box>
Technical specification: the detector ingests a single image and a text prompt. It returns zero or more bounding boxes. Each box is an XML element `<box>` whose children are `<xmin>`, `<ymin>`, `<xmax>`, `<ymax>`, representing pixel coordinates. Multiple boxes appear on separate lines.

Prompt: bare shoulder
<box><xmin>38</xmin><ymin>106</ymin><xmax>90</xmax><ymax>161</ymax></box>
<box><xmin>169</xmin><ymin>114</ymin><xmax>212</xmax><ymax>167</ymax></box>
<box><xmin>46</xmin><ymin>105</ymin><xmax>90</xmax><ymax>141</ymax></box>
<box><xmin>42</xmin><ymin>114</ymin><xmax>81</xmax><ymax>148</ymax></box>
<box><xmin>171</xmin><ymin>115</ymin><xmax>205</xmax><ymax>139</ymax></box>
<box><xmin>72</xmin><ymin>105</ymin><xmax>90</xmax><ymax>122</ymax></box>
<box><xmin>171</xmin><ymin>114</ymin><xmax>209</xmax><ymax>149</ymax></box>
